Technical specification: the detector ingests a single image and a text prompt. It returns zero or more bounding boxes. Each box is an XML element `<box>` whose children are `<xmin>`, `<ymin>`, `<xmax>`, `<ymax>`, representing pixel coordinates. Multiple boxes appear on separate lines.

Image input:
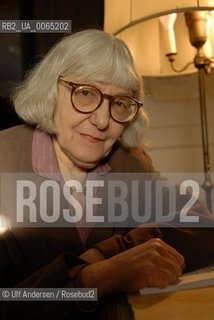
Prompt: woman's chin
<box><xmin>72</xmin><ymin>156</ymin><xmax>101</xmax><ymax>171</ymax></box>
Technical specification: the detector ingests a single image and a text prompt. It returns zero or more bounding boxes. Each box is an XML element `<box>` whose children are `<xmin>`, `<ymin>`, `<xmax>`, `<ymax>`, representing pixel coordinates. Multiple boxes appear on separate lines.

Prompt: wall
<box><xmin>143</xmin><ymin>71</ymin><xmax>214</xmax><ymax>209</ymax></box>
<box><xmin>143</xmin><ymin>72</ymin><xmax>214</xmax><ymax>173</ymax></box>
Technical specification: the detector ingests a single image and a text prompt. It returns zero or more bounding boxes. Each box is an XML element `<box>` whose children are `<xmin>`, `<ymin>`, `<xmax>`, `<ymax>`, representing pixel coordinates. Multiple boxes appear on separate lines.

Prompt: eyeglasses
<box><xmin>58</xmin><ymin>78</ymin><xmax>143</xmax><ymax>123</ymax></box>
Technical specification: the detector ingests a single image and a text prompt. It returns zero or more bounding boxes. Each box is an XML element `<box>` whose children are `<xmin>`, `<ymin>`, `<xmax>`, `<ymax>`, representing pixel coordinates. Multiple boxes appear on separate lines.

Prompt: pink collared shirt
<box><xmin>32</xmin><ymin>128</ymin><xmax>111</xmax><ymax>246</ymax></box>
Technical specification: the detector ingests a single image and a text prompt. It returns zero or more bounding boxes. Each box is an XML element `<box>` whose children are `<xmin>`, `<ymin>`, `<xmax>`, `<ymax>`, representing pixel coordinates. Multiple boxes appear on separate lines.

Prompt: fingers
<box><xmin>145</xmin><ymin>238</ymin><xmax>185</xmax><ymax>269</ymax></box>
<box><xmin>107</xmin><ymin>238</ymin><xmax>185</xmax><ymax>292</ymax></box>
<box><xmin>139</xmin><ymin>238</ymin><xmax>185</xmax><ymax>288</ymax></box>
<box><xmin>145</xmin><ymin>257</ymin><xmax>182</xmax><ymax>288</ymax></box>
<box><xmin>147</xmin><ymin>268</ymin><xmax>178</xmax><ymax>289</ymax></box>
<box><xmin>80</xmin><ymin>248</ymin><xmax>105</xmax><ymax>263</ymax></box>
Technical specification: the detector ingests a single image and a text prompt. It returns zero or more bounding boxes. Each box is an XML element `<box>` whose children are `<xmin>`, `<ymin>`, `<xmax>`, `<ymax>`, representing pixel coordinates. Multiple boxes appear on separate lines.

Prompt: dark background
<box><xmin>0</xmin><ymin>0</ymin><xmax>104</xmax><ymax>130</ymax></box>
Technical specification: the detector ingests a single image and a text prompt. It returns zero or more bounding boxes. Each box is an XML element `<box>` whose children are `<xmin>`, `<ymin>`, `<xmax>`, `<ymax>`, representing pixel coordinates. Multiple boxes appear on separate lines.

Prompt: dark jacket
<box><xmin>0</xmin><ymin>125</ymin><xmax>213</xmax><ymax>320</ymax></box>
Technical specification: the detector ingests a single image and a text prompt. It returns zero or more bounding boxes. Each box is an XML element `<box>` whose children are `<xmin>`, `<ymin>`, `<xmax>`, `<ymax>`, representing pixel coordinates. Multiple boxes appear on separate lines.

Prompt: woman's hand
<box><xmin>110</xmin><ymin>238</ymin><xmax>185</xmax><ymax>292</ymax></box>
<box><xmin>77</xmin><ymin>238</ymin><xmax>185</xmax><ymax>298</ymax></box>
<box><xmin>79</xmin><ymin>248</ymin><xmax>105</xmax><ymax>263</ymax></box>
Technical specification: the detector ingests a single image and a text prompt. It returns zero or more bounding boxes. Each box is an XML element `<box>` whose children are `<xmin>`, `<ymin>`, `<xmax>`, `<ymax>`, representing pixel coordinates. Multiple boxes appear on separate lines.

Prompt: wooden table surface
<box><xmin>128</xmin><ymin>286</ymin><xmax>214</xmax><ymax>320</ymax></box>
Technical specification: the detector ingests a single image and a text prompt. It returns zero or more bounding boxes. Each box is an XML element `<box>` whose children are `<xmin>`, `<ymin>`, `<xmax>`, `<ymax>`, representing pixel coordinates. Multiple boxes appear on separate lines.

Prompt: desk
<box><xmin>127</xmin><ymin>286</ymin><xmax>214</xmax><ymax>320</ymax></box>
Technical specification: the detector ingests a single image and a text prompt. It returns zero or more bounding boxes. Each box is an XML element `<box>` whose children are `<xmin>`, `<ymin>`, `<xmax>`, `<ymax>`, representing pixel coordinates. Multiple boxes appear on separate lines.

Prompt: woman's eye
<box><xmin>80</xmin><ymin>89</ymin><xmax>92</xmax><ymax>96</ymax></box>
<box><xmin>114</xmin><ymin>100</ymin><xmax>129</xmax><ymax>109</ymax></box>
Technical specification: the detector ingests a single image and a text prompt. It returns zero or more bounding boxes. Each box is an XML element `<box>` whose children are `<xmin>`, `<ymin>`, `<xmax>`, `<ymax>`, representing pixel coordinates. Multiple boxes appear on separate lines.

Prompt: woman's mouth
<box><xmin>79</xmin><ymin>133</ymin><xmax>104</xmax><ymax>143</ymax></box>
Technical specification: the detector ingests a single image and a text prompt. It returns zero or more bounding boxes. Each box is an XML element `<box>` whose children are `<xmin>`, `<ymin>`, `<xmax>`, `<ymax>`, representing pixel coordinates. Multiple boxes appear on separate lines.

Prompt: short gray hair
<box><xmin>12</xmin><ymin>29</ymin><xmax>148</xmax><ymax>149</ymax></box>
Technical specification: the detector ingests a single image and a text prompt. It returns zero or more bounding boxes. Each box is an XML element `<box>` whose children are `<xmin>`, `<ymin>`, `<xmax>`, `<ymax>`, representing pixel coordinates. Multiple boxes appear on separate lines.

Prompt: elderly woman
<box><xmin>0</xmin><ymin>29</ymin><xmax>213</xmax><ymax>319</ymax></box>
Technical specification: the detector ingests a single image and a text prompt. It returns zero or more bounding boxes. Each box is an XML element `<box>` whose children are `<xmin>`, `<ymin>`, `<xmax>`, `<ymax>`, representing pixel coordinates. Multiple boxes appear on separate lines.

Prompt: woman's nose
<box><xmin>89</xmin><ymin>100</ymin><xmax>110</xmax><ymax>130</ymax></box>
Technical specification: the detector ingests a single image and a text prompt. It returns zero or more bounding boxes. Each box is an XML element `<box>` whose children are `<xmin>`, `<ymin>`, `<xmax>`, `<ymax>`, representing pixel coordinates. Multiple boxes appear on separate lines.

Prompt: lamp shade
<box><xmin>104</xmin><ymin>0</ymin><xmax>214</xmax><ymax>76</ymax></box>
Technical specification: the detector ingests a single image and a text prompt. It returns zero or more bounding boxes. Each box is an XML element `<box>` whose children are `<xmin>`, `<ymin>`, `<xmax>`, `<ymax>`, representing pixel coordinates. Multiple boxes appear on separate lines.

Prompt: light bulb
<box><xmin>204</xmin><ymin>13</ymin><xmax>212</xmax><ymax>57</ymax></box>
<box><xmin>159</xmin><ymin>13</ymin><xmax>177</xmax><ymax>55</ymax></box>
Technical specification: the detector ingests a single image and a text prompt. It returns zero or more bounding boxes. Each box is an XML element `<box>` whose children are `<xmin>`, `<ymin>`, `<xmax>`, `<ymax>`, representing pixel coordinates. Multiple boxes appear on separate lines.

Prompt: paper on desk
<box><xmin>139</xmin><ymin>264</ymin><xmax>214</xmax><ymax>295</ymax></box>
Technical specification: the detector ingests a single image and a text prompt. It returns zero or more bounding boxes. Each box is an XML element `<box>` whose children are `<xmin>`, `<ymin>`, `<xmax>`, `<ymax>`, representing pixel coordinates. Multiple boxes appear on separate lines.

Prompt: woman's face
<box><xmin>53</xmin><ymin>77</ymin><xmax>131</xmax><ymax>171</ymax></box>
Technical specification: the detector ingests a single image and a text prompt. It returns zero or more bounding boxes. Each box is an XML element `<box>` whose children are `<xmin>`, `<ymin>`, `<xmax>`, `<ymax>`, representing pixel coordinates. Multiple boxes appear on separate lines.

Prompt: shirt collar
<box><xmin>32</xmin><ymin>129</ymin><xmax>111</xmax><ymax>180</ymax></box>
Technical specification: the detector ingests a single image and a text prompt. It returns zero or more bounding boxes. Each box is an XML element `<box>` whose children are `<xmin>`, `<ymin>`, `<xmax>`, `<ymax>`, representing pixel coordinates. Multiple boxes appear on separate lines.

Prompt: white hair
<box><xmin>12</xmin><ymin>29</ymin><xmax>148</xmax><ymax>149</ymax></box>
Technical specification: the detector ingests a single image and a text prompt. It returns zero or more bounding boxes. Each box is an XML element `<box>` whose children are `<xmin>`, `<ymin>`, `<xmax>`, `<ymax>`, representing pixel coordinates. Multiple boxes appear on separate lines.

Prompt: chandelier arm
<box><xmin>169</xmin><ymin>60</ymin><xmax>194</xmax><ymax>73</ymax></box>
